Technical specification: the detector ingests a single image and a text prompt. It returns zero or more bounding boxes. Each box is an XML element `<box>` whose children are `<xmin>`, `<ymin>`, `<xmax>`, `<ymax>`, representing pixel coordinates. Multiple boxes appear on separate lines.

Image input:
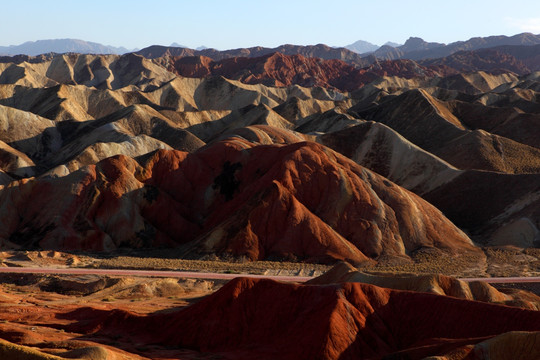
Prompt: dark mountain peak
<box><xmin>508</xmin><ymin>32</ymin><xmax>540</xmax><ymax>44</ymax></box>
<box><xmin>404</xmin><ymin>37</ymin><xmax>425</xmax><ymax>45</ymax></box>
<box><xmin>400</xmin><ymin>37</ymin><xmax>445</xmax><ymax>52</ymax></box>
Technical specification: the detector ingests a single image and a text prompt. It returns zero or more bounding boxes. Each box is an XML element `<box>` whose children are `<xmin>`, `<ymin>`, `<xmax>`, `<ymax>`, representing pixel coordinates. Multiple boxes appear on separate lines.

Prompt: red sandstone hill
<box><xmin>0</xmin><ymin>139</ymin><xmax>478</xmax><ymax>263</ymax></box>
<box><xmin>62</xmin><ymin>277</ymin><xmax>540</xmax><ymax>359</ymax></box>
<box><xmin>159</xmin><ymin>52</ymin><xmax>450</xmax><ymax>92</ymax></box>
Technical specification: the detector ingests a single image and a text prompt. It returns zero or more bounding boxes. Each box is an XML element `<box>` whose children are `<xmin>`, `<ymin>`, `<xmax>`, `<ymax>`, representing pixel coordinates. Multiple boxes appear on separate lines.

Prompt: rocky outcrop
<box><xmin>457</xmin><ymin>331</ymin><xmax>540</xmax><ymax>360</ymax></box>
<box><xmin>0</xmin><ymin>338</ymin><xmax>137</xmax><ymax>360</ymax></box>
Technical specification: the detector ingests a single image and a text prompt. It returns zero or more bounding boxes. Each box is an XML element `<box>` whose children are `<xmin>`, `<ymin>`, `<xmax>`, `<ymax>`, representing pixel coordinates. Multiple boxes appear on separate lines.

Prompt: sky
<box><xmin>2</xmin><ymin>0</ymin><xmax>540</xmax><ymax>50</ymax></box>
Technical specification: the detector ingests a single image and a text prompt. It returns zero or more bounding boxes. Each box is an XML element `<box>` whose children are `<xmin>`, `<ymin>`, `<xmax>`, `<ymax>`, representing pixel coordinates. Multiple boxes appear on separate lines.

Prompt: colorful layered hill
<box><xmin>61</xmin><ymin>277</ymin><xmax>540</xmax><ymax>359</ymax></box>
<box><xmin>0</xmin><ymin>139</ymin><xmax>479</xmax><ymax>263</ymax></box>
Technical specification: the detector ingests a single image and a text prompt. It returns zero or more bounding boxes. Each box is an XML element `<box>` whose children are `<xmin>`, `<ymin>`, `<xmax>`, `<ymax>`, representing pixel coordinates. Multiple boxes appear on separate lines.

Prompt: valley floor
<box><xmin>3</xmin><ymin>246</ymin><xmax>538</xmax><ymax>278</ymax></box>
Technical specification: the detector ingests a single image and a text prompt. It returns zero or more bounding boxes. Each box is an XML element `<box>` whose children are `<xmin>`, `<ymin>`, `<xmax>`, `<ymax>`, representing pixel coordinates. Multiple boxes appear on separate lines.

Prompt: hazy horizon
<box><xmin>2</xmin><ymin>0</ymin><xmax>540</xmax><ymax>50</ymax></box>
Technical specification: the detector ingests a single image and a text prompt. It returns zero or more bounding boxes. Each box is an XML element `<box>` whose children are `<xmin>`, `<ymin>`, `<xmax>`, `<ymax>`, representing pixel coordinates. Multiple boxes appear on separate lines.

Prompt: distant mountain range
<box><xmin>136</xmin><ymin>43</ymin><xmax>373</xmax><ymax>67</ymax></box>
<box><xmin>0</xmin><ymin>39</ymin><xmax>134</xmax><ymax>56</ymax></box>
<box><xmin>136</xmin><ymin>32</ymin><xmax>540</xmax><ymax>69</ymax></box>
<box><xmin>344</xmin><ymin>40</ymin><xmax>403</xmax><ymax>54</ymax></box>
<box><xmin>383</xmin><ymin>41</ymin><xmax>402</xmax><ymax>48</ymax></box>
<box><xmin>344</xmin><ymin>33</ymin><xmax>540</xmax><ymax>62</ymax></box>
<box><xmin>368</xmin><ymin>32</ymin><xmax>540</xmax><ymax>60</ymax></box>
<box><xmin>1</xmin><ymin>33</ymin><xmax>539</xmax><ymax>72</ymax></box>
<box><xmin>170</xmin><ymin>43</ymin><xmax>208</xmax><ymax>50</ymax></box>
<box><xmin>170</xmin><ymin>42</ymin><xmax>187</xmax><ymax>48</ymax></box>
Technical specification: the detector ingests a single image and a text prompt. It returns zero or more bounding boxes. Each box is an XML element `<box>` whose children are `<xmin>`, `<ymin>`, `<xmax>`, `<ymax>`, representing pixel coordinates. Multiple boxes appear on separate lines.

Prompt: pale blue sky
<box><xmin>2</xmin><ymin>0</ymin><xmax>540</xmax><ymax>49</ymax></box>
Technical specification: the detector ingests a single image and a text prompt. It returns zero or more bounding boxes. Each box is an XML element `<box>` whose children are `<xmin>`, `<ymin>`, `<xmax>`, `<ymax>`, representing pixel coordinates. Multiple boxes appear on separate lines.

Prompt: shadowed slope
<box><xmin>62</xmin><ymin>277</ymin><xmax>540</xmax><ymax>360</ymax></box>
<box><xmin>423</xmin><ymin>170</ymin><xmax>540</xmax><ymax>245</ymax></box>
<box><xmin>0</xmin><ymin>169</ymin><xmax>12</xmax><ymax>186</ymax></box>
<box><xmin>352</xmin><ymin>87</ymin><xmax>540</xmax><ymax>173</ymax></box>
<box><xmin>318</xmin><ymin>121</ymin><xmax>461</xmax><ymax>194</ymax></box>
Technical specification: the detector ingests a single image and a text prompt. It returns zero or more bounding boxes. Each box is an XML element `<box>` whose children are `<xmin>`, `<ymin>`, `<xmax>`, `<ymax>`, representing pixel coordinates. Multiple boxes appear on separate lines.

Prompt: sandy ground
<box><xmin>0</xmin><ymin>271</ymin><xmax>227</xmax><ymax>359</ymax></box>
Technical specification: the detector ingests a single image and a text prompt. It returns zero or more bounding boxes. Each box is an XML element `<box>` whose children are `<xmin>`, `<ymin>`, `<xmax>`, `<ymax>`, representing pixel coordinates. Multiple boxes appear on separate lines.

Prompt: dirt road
<box><xmin>0</xmin><ymin>266</ymin><xmax>315</xmax><ymax>282</ymax></box>
<box><xmin>1</xmin><ymin>266</ymin><xmax>540</xmax><ymax>284</ymax></box>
